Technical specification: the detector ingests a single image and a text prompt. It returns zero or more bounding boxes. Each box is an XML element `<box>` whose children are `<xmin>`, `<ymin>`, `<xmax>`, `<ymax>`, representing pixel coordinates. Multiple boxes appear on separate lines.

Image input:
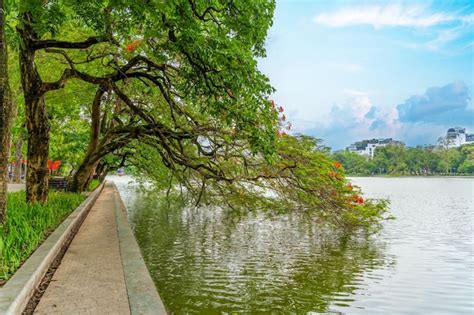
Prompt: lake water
<box><xmin>114</xmin><ymin>176</ymin><xmax>474</xmax><ymax>314</ymax></box>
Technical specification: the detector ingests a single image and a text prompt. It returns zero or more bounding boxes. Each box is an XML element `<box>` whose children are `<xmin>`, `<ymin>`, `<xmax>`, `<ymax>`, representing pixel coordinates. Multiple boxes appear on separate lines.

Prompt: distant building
<box><xmin>438</xmin><ymin>127</ymin><xmax>474</xmax><ymax>148</ymax></box>
<box><xmin>348</xmin><ymin>138</ymin><xmax>404</xmax><ymax>158</ymax></box>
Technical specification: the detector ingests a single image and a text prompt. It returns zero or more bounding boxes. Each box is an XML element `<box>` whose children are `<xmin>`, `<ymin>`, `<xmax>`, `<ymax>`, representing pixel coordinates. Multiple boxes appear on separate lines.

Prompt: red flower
<box><xmin>334</xmin><ymin>161</ymin><xmax>342</xmax><ymax>169</ymax></box>
<box><xmin>278</xmin><ymin>106</ymin><xmax>284</xmax><ymax>113</ymax></box>
<box><xmin>47</xmin><ymin>160</ymin><xmax>61</xmax><ymax>171</ymax></box>
<box><xmin>351</xmin><ymin>195</ymin><xmax>364</xmax><ymax>204</ymax></box>
<box><xmin>52</xmin><ymin>160</ymin><xmax>61</xmax><ymax>171</ymax></box>
<box><xmin>346</xmin><ymin>183</ymin><xmax>353</xmax><ymax>191</ymax></box>
<box><xmin>126</xmin><ymin>39</ymin><xmax>142</xmax><ymax>52</ymax></box>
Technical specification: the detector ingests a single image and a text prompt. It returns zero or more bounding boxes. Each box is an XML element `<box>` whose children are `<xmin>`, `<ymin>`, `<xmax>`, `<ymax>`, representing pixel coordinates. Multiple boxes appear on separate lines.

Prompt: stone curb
<box><xmin>112</xmin><ymin>183</ymin><xmax>168</xmax><ymax>314</ymax></box>
<box><xmin>0</xmin><ymin>182</ymin><xmax>105</xmax><ymax>315</ymax></box>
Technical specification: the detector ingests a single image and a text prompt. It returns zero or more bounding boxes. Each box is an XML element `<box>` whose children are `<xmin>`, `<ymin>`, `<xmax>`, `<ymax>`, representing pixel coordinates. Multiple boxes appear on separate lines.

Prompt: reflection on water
<box><xmin>113</xmin><ymin>176</ymin><xmax>473</xmax><ymax>314</ymax></box>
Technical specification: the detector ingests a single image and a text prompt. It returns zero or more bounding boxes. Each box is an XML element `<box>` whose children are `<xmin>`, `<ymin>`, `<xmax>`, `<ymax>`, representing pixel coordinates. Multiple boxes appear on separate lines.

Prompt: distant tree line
<box><xmin>333</xmin><ymin>144</ymin><xmax>474</xmax><ymax>176</ymax></box>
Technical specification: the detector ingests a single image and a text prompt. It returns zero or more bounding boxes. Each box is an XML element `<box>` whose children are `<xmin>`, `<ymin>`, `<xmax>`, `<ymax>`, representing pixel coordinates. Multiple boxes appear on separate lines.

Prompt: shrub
<box><xmin>0</xmin><ymin>191</ymin><xmax>85</xmax><ymax>283</ymax></box>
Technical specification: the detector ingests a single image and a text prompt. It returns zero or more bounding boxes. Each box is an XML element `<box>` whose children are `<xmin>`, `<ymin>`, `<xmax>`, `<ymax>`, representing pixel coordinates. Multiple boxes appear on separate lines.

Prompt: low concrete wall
<box><xmin>0</xmin><ymin>183</ymin><xmax>105</xmax><ymax>314</ymax></box>
<box><xmin>113</xmin><ymin>184</ymin><xmax>168</xmax><ymax>315</ymax></box>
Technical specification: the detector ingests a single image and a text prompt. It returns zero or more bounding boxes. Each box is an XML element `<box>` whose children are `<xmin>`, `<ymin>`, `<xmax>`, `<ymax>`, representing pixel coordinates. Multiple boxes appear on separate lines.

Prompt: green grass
<box><xmin>88</xmin><ymin>179</ymin><xmax>100</xmax><ymax>191</ymax></box>
<box><xmin>0</xmin><ymin>191</ymin><xmax>85</xmax><ymax>283</ymax></box>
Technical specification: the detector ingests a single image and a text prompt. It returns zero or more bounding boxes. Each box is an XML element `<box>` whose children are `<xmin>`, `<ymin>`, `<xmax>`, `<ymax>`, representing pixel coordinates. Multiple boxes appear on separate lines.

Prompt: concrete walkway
<box><xmin>34</xmin><ymin>182</ymin><xmax>130</xmax><ymax>314</ymax></box>
<box><xmin>7</xmin><ymin>183</ymin><xmax>25</xmax><ymax>192</ymax></box>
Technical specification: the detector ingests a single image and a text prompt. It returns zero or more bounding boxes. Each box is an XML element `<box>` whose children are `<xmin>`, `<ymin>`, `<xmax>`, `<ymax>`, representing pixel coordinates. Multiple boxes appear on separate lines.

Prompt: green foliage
<box><xmin>458</xmin><ymin>159</ymin><xmax>474</xmax><ymax>173</ymax></box>
<box><xmin>458</xmin><ymin>145</ymin><xmax>474</xmax><ymax>173</ymax></box>
<box><xmin>88</xmin><ymin>179</ymin><xmax>100</xmax><ymax>191</ymax></box>
<box><xmin>0</xmin><ymin>191</ymin><xmax>84</xmax><ymax>282</ymax></box>
<box><xmin>333</xmin><ymin>144</ymin><xmax>474</xmax><ymax>175</ymax></box>
<box><xmin>133</xmin><ymin>135</ymin><xmax>389</xmax><ymax>231</ymax></box>
<box><xmin>3</xmin><ymin>0</ymin><xmax>388</xmax><ymax>231</ymax></box>
<box><xmin>7</xmin><ymin>0</ymin><xmax>280</xmax><ymax>169</ymax></box>
<box><xmin>273</xmin><ymin>136</ymin><xmax>389</xmax><ymax>229</ymax></box>
<box><xmin>332</xmin><ymin>151</ymin><xmax>372</xmax><ymax>175</ymax></box>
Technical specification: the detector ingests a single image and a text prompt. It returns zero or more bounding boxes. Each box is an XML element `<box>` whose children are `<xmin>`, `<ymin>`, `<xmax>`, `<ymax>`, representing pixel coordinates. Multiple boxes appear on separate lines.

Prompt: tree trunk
<box><xmin>20</xmin><ymin>52</ymin><xmax>50</xmax><ymax>202</ymax></box>
<box><xmin>13</xmin><ymin>138</ymin><xmax>22</xmax><ymax>183</ymax></box>
<box><xmin>95</xmin><ymin>162</ymin><xmax>106</xmax><ymax>180</ymax></box>
<box><xmin>0</xmin><ymin>0</ymin><xmax>12</xmax><ymax>223</ymax></box>
<box><xmin>98</xmin><ymin>165</ymin><xmax>110</xmax><ymax>183</ymax></box>
<box><xmin>69</xmin><ymin>158</ymin><xmax>98</xmax><ymax>192</ymax></box>
<box><xmin>18</xmin><ymin>18</ymin><xmax>50</xmax><ymax>203</ymax></box>
<box><xmin>69</xmin><ymin>88</ymin><xmax>105</xmax><ymax>192</ymax></box>
<box><xmin>24</xmin><ymin>93</ymin><xmax>50</xmax><ymax>203</ymax></box>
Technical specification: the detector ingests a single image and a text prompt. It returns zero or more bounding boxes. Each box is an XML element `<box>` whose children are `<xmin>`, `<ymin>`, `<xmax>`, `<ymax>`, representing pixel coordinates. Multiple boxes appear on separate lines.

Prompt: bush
<box><xmin>88</xmin><ymin>179</ymin><xmax>100</xmax><ymax>191</ymax></box>
<box><xmin>0</xmin><ymin>191</ymin><xmax>85</xmax><ymax>283</ymax></box>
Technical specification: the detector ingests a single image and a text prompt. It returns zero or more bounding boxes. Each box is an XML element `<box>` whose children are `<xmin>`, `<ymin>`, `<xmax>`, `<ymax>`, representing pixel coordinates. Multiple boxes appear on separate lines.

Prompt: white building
<box><xmin>348</xmin><ymin>138</ymin><xmax>403</xmax><ymax>159</ymax></box>
<box><xmin>438</xmin><ymin>127</ymin><xmax>474</xmax><ymax>148</ymax></box>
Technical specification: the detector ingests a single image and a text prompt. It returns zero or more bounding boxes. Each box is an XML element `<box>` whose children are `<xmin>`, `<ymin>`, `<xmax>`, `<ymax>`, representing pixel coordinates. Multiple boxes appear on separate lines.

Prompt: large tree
<box><xmin>16</xmin><ymin>1</ymin><xmax>110</xmax><ymax>202</ymax></box>
<box><xmin>0</xmin><ymin>0</ymin><xmax>13</xmax><ymax>223</ymax></box>
<box><xmin>14</xmin><ymin>0</ymin><xmax>276</xmax><ymax>202</ymax></box>
<box><xmin>6</xmin><ymin>1</ymin><xmax>387</xmax><ymax>229</ymax></box>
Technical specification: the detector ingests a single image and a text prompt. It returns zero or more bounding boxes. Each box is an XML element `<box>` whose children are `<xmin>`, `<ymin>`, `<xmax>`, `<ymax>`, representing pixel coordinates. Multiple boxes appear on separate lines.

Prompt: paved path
<box><xmin>34</xmin><ymin>182</ymin><xmax>130</xmax><ymax>314</ymax></box>
<box><xmin>7</xmin><ymin>183</ymin><xmax>25</xmax><ymax>192</ymax></box>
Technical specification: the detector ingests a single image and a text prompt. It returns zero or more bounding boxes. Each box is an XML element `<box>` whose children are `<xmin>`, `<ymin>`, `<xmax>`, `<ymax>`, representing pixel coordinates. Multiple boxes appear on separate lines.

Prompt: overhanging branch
<box><xmin>31</xmin><ymin>36</ymin><xmax>109</xmax><ymax>51</ymax></box>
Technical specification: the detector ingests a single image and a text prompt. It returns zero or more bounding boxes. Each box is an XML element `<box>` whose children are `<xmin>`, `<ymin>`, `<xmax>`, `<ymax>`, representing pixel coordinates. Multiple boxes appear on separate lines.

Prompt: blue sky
<box><xmin>258</xmin><ymin>0</ymin><xmax>473</xmax><ymax>150</ymax></box>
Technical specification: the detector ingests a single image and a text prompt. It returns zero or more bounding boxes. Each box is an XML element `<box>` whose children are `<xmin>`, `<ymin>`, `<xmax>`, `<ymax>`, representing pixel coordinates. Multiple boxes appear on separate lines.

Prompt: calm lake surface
<box><xmin>114</xmin><ymin>176</ymin><xmax>474</xmax><ymax>314</ymax></box>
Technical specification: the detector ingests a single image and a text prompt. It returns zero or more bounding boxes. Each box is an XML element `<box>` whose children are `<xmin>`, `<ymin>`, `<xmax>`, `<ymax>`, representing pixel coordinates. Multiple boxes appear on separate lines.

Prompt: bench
<box><xmin>48</xmin><ymin>177</ymin><xmax>68</xmax><ymax>191</ymax></box>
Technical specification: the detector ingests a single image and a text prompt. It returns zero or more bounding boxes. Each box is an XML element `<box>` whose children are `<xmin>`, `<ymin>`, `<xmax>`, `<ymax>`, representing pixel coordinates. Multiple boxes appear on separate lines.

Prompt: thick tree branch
<box><xmin>31</xmin><ymin>36</ymin><xmax>109</xmax><ymax>51</ymax></box>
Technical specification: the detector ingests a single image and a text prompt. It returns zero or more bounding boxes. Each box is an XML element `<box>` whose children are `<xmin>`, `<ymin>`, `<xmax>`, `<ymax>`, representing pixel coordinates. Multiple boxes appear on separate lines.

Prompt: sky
<box><xmin>258</xmin><ymin>0</ymin><xmax>474</xmax><ymax>150</ymax></box>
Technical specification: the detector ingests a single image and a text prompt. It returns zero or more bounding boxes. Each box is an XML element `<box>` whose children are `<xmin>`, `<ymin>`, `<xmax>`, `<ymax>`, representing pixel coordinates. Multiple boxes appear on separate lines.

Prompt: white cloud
<box><xmin>305</xmin><ymin>91</ymin><xmax>402</xmax><ymax>149</ymax></box>
<box><xmin>460</xmin><ymin>13</ymin><xmax>474</xmax><ymax>24</ymax></box>
<box><xmin>306</xmin><ymin>82</ymin><xmax>473</xmax><ymax>149</ymax></box>
<box><xmin>314</xmin><ymin>4</ymin><xmax>463</xmax><ymax>29</ymax></box>
<box><xmin>424</xmin><ymin>27</ymin><xmax>464</xmax><ymax>50</ymax></box>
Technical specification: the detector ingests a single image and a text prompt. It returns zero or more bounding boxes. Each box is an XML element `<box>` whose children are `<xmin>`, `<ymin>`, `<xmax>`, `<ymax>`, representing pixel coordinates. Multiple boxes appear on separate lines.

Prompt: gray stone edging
<box><xmin>112</xmin><ymin>183</ymin><xmax>168</xmax><ymax>315</ymax></box>
<box><xmin>0</xmin><ymin>182</ymin><xmax>105</xmax><ymax>315</ymax></box>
